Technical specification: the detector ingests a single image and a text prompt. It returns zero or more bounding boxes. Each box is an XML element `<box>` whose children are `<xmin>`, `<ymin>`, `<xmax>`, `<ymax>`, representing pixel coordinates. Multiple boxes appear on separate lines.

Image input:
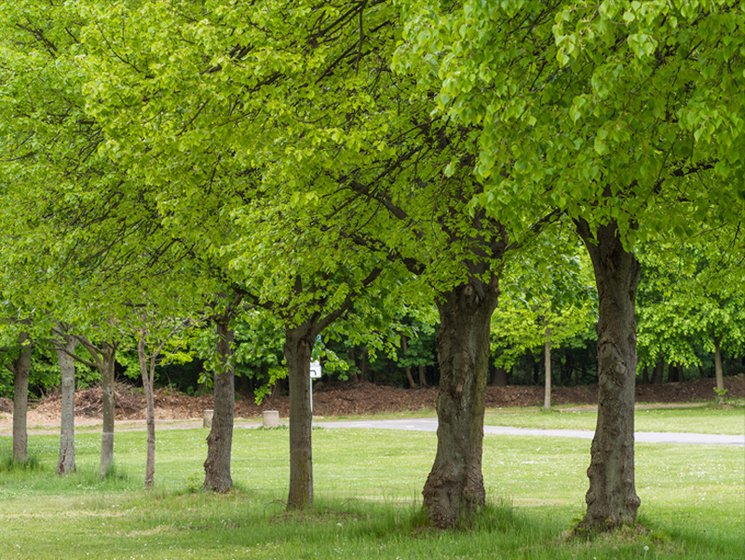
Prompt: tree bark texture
<box><xmin>284</xmin><ymin>324</ymin><xmax>315</xmax><ymax>510</ymax></box>
<box><xmin>56</xmin><ymin>335</ymin><xmax>77</xmax><ymax>475</ymax></box>
<box><xmin>12</xmin><ymin>332</ymin><xmax>32</xmax><ymax>464</ymax></box>
<box><xmin>578</xmin><ymin>220</ymin><xmax>641</xmax><ymax>531</ymax></box>
<box><xmin>204</xmin><ymin>315</ymin><xmax>235</xmax><ymax>492</ymax></box>
<box><xmin>543</xmin><ymin>330</ymin><xmax>552</xmax><ymax>410</ymax></box>
<box><xmin>423</xmin><ymin>278</ymin><xmax>499</xmax><ymax>528</ymax></box>
<box><xmin>714</xmin><ymin>340</ymin><xmax>724</xmax><ymax>393</ymax></box>
<box><xmin>99</xmin><ymin>343</ymin><xmax>117</xmax><ymax>479</ymax></box>
<box><xmin>138</xmin><ymin>332</ymin><xmax>156</xmax><ymax>489</ymax></box>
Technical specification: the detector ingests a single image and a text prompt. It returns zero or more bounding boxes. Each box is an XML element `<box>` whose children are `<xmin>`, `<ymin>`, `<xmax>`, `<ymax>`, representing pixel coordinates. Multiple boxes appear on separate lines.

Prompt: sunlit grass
<box><xmin>1</xmin><ymin>421</ymin><xmax>743</xmax><ymax>559</ymax></box>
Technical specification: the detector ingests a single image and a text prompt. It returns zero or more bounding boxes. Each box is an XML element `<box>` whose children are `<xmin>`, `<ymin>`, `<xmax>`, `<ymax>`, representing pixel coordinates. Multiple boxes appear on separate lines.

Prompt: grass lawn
<box><xmin>1</xmin><ymin>421</ymin><xmax>744</xmax><ymax>559</ymax></box>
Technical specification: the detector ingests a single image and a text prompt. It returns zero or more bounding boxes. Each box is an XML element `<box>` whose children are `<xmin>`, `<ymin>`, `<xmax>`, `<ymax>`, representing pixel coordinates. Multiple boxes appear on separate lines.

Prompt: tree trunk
<box><xmin>418</xmin><ymin>364</ymin><xmax>428</xmax><ymax>387</ymax></box>
<box><xmin>12</xmin><ymin>332</ymin><xmax>32</xmax><ymax>464</ymax></box>
<box><xmin>640</xmin><ymin>366</ymin><xmax>650</xmax><ymax>385</ymax></box>
<box><xmin>543</xmin><ymin>329</ymin><xmax>552</xmax><ymax>410</ymax></box>
<box><xmin>99</xmin><ymin>343</ymin><xmax>117</xmax><ymax>479</ymax></box>
<box><xmin>652</xmin><ymin>360</ymin><xmax>664</xmax><ymax>384</ymax></box>
<box><xmin>401</xmin><ymin>335</ymin><xmax>417</xmax><ymax>389</ymax></box>
<box><xmin>423</xmin><ymin>278</ymin><xmax>499</xmax><ymax>528</ymax></box>
<box><xmin>714</xmin><ymin>339</ymin><xmax>725</xmax><ymax>401</ymax></box>
<box><xmin>284</xmin><ymin>324</ymin><xmax>315</xmax><ymax>510</ymax></box>
<box><xmin>204</xmin><ymin>314</ymin><xmax>235</xmax><ymax>492</ymax></box>
<box><xmin>138</xmin><ymin>332</ymin><xmax>156</xmax><ymax>489</ymax></box>
<box><xmin>577</xmin><ymin>219</ymin><xmax>641</xmax><ymax>531</ymax></box>
<box><xmin>491</xmin><ymin>367</ymin><xmax>508</xmax><ymax>387</ymax></box>
<box><xmin>56</xmin><ymin>335</ymin><xmax>77</xmax><ymax>475</ymax></box>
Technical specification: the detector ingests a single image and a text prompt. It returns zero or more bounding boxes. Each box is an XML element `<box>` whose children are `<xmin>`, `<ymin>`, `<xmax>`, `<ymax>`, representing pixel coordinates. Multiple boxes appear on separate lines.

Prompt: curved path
<box><xmin>315</xmin><ymin>418</ymin><xmax>745</xmax><ymax>446</ymax></box>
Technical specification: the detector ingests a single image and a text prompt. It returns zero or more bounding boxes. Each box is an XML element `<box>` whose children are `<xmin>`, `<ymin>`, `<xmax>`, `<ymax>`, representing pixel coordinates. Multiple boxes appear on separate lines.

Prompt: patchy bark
<box><xmin>204</xmin><ymin>313</ymin><xmax>235</xmax><ymax>492</ymax></box>
<box><xmin>284</xmin><ymin>323</ymin><xmax>315</xmax><ymax>510</ymax></box>
<box><xmin>714</xmin><ymin>339</ymin><xmax>725</xmax><ymax>403</ymax></box>
<box><xmin>423</xmin><ymin>277</ymin><xmax>499</xmax><ymax>528</ymax></box>
<box><xmin>12</xmin><ymin>332</ymin><xmax>32</xmax><ymax>464</ymax></box>
<box><xmin>56</xmin><ymin>334</ymin><xmax>77</xmax><ymax>475</ymax></box>
<box><xmin>577</xmin><ymin>220</ymin><xmax>641</xmax><ymax>531</ymax></box>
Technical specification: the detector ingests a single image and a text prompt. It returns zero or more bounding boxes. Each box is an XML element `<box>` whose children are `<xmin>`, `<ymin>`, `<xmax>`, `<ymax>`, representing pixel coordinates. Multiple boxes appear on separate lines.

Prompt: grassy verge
<box><xmin>1</xmin><ymin>424</ymin><xmax>743</xmax><ymax>559</ymax></box>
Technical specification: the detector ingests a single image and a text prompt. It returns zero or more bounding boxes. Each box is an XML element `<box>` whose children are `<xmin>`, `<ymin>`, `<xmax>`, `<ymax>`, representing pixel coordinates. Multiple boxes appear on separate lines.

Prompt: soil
<box><xmin>0</xmin><ymin>374</ymin><xmax>742</xmax><ymax>429</ymax></box>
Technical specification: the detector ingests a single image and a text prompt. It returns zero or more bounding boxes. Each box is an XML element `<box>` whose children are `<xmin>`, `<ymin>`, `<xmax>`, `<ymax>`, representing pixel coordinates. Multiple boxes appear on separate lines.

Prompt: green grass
<box><xmin>484</xmin><ymin>403</ymin><xmax>745</xmax><ymax>434</ymax></box>
<box><xmin>1</xmin><ymin>421</ymin><xmax>743</xmax><ymax>559</ymax></box>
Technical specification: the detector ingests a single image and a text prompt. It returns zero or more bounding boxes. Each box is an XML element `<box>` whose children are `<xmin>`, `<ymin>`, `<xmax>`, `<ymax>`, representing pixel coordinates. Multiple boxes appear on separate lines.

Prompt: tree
<box><xmin>490</xmin><ymin>231</ymin><xmax>597</xmax><ymax>409</ymax></box>
<box><xmin>53</xmin><ymin>325</ymin><xmax>78</xmax><ymax>474</ymax></box>
<box><xmin>396</xmin><ymin>0</ymin><xmax>745</xmax><ymax>531</ymax></box>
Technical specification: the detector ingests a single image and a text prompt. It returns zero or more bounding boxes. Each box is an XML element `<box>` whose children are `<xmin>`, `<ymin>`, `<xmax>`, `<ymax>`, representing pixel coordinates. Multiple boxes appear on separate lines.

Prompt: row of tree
<box><xmin>1</xmin><ymin>0</ymin><xmax>743</xmax><ymax>533</ymax></box>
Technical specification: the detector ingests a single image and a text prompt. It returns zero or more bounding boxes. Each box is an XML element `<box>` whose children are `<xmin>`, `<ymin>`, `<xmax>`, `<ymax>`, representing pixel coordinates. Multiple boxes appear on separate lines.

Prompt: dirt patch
<box><xmin>2</xmin><ymin>375</ymin><xmax>742</xmax><ymax>427</ymax></box>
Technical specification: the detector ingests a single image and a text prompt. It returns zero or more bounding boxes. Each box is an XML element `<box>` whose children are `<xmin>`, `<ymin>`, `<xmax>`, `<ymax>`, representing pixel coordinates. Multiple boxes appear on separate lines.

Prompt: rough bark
<box><xmin>99</xmin><ymin>343</ymin><xmax>117</xmax><ymax>479</ymax></box>
<box><xmin>56</xmin><ymin>335</ymin><xmax>77</xmax><ymax>475</ymax></box>
<box><xmin>577</xmin><ymin>220</ymin><xmax>641</xmax><ymax>531</ymax></box>
<box><xmin>423</xmin><ymin>278</ymin><xmax>499</xmax><ymax>528</ymax></box>
<box><xmin>543</xmin><ymin>330</ymin><xmax>552</xmax><ymax>410</ymax></box>
<box><xmin>204</xmin><ymin>314</ymin><xmax>235</xmax><ymax>492</ymax></box>
<box><xmin>284</xmin><ymin>324</ymin><xmax>315</xmax><ymax>510</ymax></box>
<box><xmin>12</xmin><ymin>332</ymin><xmax>32</xmax><ymax>464</ymax></box>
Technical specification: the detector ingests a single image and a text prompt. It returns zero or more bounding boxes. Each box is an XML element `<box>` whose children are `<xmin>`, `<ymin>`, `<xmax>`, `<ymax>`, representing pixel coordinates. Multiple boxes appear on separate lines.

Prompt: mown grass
<box><xmin>1</xmin><ymin>418</ymin><xmax>743</xmax><ymax>559</ymax></box>
<box><xmin>330</xmin><ymin>402</ymin><xmax>745</xmax><ymax>434</ymax></box>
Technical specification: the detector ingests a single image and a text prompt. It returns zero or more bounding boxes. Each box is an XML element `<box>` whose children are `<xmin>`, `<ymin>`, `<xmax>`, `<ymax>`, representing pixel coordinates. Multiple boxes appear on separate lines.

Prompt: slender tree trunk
<box><xmin>423</xmin><ymin>277</ymin><xmax>499</xmax><ymax>528</ymax></box>
<box><xmin>577</xmin><ymin>220</ymin><xmax>641</xmax><ymax>531</ymax></box>
<box><xmin>714</xmin><ymin>339</ymin><xmax>725</xmax><ymax>401</ymax></box>
<box><xmin>204</xmin><ymin>314</ymin><xmax>235</xmax><ymax>492</ymax></box>
<box><xmin>99</xmin><ymin>343</ymin><xmax>117</xmax><ymax>479</ymax></box>
<box><xmin>543</xmin><ymin>329</ymin><xmax>552</xmax><ymax>410</ymax></box>
<box><xmin>12</xmin><ymin>332</ymin><xmax>32</xmax><ymax>464</ymax></box>
<box><xmin>284</xmin><ymin>324</ymin><xmax>315</xmax><ymax>510</ymax></box>
<box><xmin>418</xmin><ymin>364</ymin><xmax>428</xmax><ymax>387</ymax></box>
<box><xmin>138</xmin><ymin>332</ymin><xmax>156</xmax><ymax>489</ymax></box>
<box><xmin>401</xmin><ymin>335</ymin><xmax>417</xmax><ymax>389</ymax></box>
<box><xmin>56</xmin><ymin>335</ymin><xmax>77</xmax><ymax>475</ymax></box>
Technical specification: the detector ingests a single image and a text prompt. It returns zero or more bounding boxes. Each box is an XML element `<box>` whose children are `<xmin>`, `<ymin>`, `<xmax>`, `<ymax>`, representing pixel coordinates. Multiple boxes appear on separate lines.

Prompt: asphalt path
<box><xmin>315</xmin><ymin>418</ymin><xmax>745</xmax><ymax>446</ymax></box>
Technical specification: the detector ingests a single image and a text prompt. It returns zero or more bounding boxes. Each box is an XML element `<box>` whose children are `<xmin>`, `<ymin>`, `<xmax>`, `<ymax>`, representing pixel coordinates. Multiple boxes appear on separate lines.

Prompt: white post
<box><xmin>309</xmin><ymin>360</ymin><xmax>322</xmax><ymax>416</ymax></box>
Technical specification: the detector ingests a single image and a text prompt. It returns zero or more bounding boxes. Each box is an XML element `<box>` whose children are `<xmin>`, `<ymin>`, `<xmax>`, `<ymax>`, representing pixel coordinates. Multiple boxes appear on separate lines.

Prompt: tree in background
<box><xmin>491</xmin><ymin>229</ymin><xmax>596</xmax><ymax>409</ymax></box>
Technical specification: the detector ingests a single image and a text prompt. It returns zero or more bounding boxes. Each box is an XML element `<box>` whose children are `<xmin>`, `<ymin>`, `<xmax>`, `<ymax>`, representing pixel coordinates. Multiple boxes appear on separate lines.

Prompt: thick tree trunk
<box><xmin>543</xmin><ymin>330</ymin><xmax>552</xmax><ymax>410</ymax></box>
<box><xmin>714</xmin><ymin>339</ymin><xmax>725</xmax><ymax>401</ymax></box>
<box><xmin>138</xmin><ymin>333</ymin><xmax>156</xmax><ymax>489</ymax></box>
<box><xmin>99</xmin><ymin>344</ymin><xmax>117</xmax><ymax>479</ymax></box>
<box><xmin>578</xmin><ymin>220</ymin><xmax>641</xmax><ymax>531</ymax></box>
<box><xmin>12</xmin><ymin>332</ymin><xmax>32</xmax><ymax>464</ymax></box>
<box><xmin>423</xmin><ymin>278</ymin><xmax>499</xmax><ymax>528</ymax></box>
<box><xmin>56</xmin><ymin>335</ymin><xmax>77</xmax><ymax>475</ymax></box>
<box><xmin>284</xmin><ymin>324</ymin><xmax>315</xmax><ymax>510</ymax></box>
<box><xmin>204</xmin><ymin>315</ymin><xmax>235</xmax><ymax>492</ymax></box>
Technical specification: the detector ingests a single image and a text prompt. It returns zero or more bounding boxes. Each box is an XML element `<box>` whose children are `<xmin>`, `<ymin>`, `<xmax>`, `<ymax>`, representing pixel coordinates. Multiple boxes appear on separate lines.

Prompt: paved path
<box><xmin>316</xmin><ymin>419</ymin><xmax>745</xmax><ymax>446</ymax></box>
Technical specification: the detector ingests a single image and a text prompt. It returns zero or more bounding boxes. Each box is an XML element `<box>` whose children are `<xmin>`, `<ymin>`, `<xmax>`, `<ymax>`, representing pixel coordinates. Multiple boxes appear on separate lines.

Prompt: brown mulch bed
<box><xmin>18</xmin><ymin>374</ymin><xmax>745</xmax><ymax>421</ymax></box>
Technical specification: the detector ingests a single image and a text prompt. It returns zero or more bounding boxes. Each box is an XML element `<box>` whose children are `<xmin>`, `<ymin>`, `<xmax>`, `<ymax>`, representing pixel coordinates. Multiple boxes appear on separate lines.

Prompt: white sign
<box><xmin>309</xmin><ymin>360</ymin><xmax>322</xmax><ymax>379</ymax></box>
